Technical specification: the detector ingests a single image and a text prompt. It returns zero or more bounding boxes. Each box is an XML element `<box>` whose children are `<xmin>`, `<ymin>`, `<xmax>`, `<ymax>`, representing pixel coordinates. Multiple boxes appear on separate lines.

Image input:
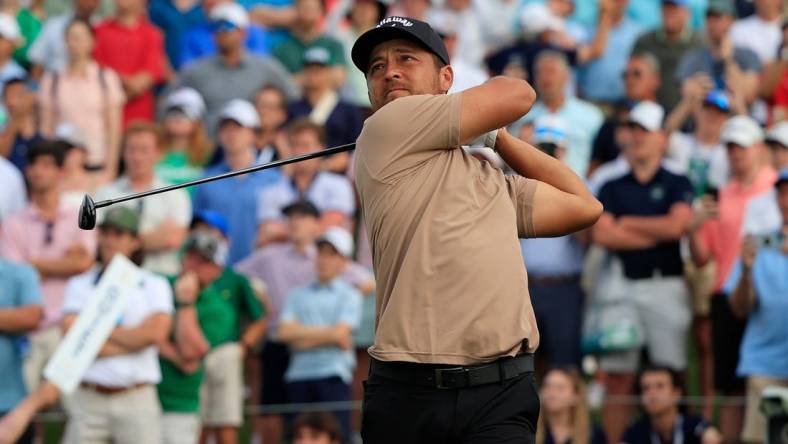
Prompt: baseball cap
<box><xmin>184</xmin><ymin>231</ymin><xmax>229</xmax><ymax>266</ymax></box>
<box><xmin>776</xmin><ymin>168</ymin><xmax>788</xmax><ymax>188</ymax></box>
<box><xmin>282</xmin><ymin>200</ymin><xmax>320</xmax><ymax>218</ymax></box>
<box><xmin>210</xmin><ymin>2</ymin><xmax>249</xmax><ymax>30</ymax></box>
<box><xmin>303</xmin><ymin>46</ymin><xmax>332</xmax><ymax>67</ymax></box>
<box><xmin>218</xmin><ymin>99</ymin><xmax>260</xmax><ymax>128</ymax></box>
<box><xmin>765</xmin><ymin>122</ymin><xmax>788</xmax><ymax>149</ymax></box>
<box><xmin>164</xmin><ymin>87</ymin><xmax>206</xmax><ymax>121</ymax></box>
<box><xmin>317</xmin><ymin>227</ymin><xmax>354</xmax><ymax>257</ymax></box>
<box><xmin>720</xmin><ymin>115</ymin><xmax>763</xmax><ymax>147</ymax></box>
<box><xmin>662</xmin><ymin>0</ymin><xmax>689</xmax><ymax>7</ymax></box>
<box><xmin>625</xmin><ymin>101</ymin><xmax>664</xmax><ymax>132</ymax></box>
<box><xmin>351</xmin><ymin>16</ymin><xmax>450</xmax><ymax>73</ymax></box>
<box><xmin>520</xmin><ymin>3</ymin><xmax>564</xmax><ymax>35</ymax></box>
<box><xmin>54</xmin><ymin>122</ymin><xmax>88</xmax><ymax>149</ymax></box>
<box><xmin>99</xmin><ymin>206</ymin><xmax>140</xmax><ymax>235</ymax></box>
<box><xmin>706</xmin><ymin>0</ymin><xmax>735</xmax><ymax>16</ymax></box>
<box><xmin>0</xmin><ymin>14</ymin><xmax>20</xmax><ymax>43</ymax></box>
<box><xmin>533</xmin><ymin>115</ymin><xmax>568</xmax><ymax>146</ymax></box>
<box><xmin>191</xmin><ymin>210</ymin><xmax>229</xmax><ymax>237</ymax></box>
<box><xmin>702</xmin><ymin>90</ymin><xmax>731</xmax><ymax>113</ymax></box>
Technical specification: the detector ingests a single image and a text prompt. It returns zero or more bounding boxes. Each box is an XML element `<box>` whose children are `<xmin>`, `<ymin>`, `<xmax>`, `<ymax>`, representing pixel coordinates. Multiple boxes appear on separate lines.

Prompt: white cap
<box><xmin>533</xmin><ymin>114</ymin><xmax>568</xmax><ymax>146</ymax></box>
<box><xmin>765</xmin><ymin>121</ymin><xmax>788</xmax><ymax>148</ymax></box>
<box><xmin>218</xmin><ymin>99</ymin><xmax>260</xmax><ymax>128</ymax></box>
<box><xmin>164</xmin><ymin>87</ymin><xmax>206</xmax><ymax>121</ymax></box>
<box><xmin>520</xmin><ymin>3</ymin><xmax>564</xmax><ymax>36</ymax></box>
<box><xmin>318</xmin><ymin>227</ymin><xmax>354</xmax><ymax>258</ymax></box>
<box><xmin>0</xmin><ymin>14</ymin><xmax>21</xmax><ymax>43</ymax></box>
<box><xmin>626</xmin><ymin>101</ymin><xmax>664</xmax><ymax>132</ymax></box>
<box><xmin>303</xmin><ymin>46</ymin><xmax>332</xmax><ymax>66</ymax></box>
<box><xmin>210</xmin><ymin>2</ymin><xmax>249</xmax><ymax>29</ymax></box>
<box><xmin>720</xmin><ymin>115</ymin><xmax>763</xmax><ymax>147</ymax></box>
<box><xmin>55</xmin><ymin>123</ymin><xmax>88</xmax><ymax>148</ymax></box>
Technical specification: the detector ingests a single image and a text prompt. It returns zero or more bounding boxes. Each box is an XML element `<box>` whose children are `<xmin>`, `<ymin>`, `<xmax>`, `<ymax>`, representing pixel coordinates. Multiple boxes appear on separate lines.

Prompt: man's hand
<box><xmin>701</xmin><ymin>427</ymin><xmax>723</xmax><ymax>444</ymax></box>
<box><xmin>682</xmin><ymin>74</ymin><xmax>714</xmax><ymax>104</ymax></box>
<box><xmin>741</xmin><ymin>236</ymin><xmax>757</xmax><ymax>271</ymax></box>
<box><xmin>333</xmin><ymin>325</ymin><xmax>352</xmax><ymax>351</ymax></box>
<box><xmin>174</xmin><ymin>272</ymin><xmax>200</xmax><ymax>305</ymax></box>
<box><xmin>690</xmin><ymin>196</ymin><xmax>718</xmax><ymax>232</ymax></box>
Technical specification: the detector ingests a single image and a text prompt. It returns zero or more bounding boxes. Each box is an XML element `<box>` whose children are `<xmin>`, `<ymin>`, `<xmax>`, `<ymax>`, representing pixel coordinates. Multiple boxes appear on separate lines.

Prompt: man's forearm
<box><xmin>593</xmin><ymin>222</ymin><xmax>658</xmax><ymax>251</ymax></box>
<box><xmin>241</xmin><ymin>319</ymin><xmax>267</xmax><ymax>351</ymax></box>
<box><xmin>0</xmin><ymin>306</ymin><xmax>42</xmax><ymax>333</ymax></box>
<box><xmin>729</xmin><ymin>270</ymin><xmax>756</xmax><ymax>318</ymax></box>
<box><xmin>32</xmin><ymin>253</ymin><xmax>93</xmax><ymax>278</ymax></box>
<box><xmin>278</xmin><ymin>323</ymin><xmax>338</xmax><ymax>345</ymax></box>
<box><xmin>174</xmin><ymin>307</ymin><xmax>209</xmax><ymax>361</ymax></box>
<box><xmin>618</xmin><ymin>214</ymin><xmax>689</xmax><ymax>241</ymax></box>
<box><xmin>109</xmin><ymin>314</ymin><xmax>171</xmax><ymax>352</ymax></box>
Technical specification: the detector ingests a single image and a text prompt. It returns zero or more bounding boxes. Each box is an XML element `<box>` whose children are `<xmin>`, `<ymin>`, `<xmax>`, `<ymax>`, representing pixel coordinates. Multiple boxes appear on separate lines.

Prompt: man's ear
<box><xmin>439</xmin><ymin>65</ymin><xmax>454</xmax><ymax>94</ymax></box>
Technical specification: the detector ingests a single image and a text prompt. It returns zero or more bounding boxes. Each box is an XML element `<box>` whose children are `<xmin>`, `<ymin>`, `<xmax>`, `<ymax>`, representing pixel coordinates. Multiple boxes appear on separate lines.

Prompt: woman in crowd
<box><xmin>537</xmin><ymin>368</ymin><xmax>607</xmax><ymax>444</ymax></box>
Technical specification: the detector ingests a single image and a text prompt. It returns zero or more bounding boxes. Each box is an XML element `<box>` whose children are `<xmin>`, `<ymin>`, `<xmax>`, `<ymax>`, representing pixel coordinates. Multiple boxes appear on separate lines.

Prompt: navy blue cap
<box><xmin>191</xmin><ymin>210</ymin><xmax>229</xmax><ymax>237</ymax></box>
<box><xmin>351</xmin><ymin>16</ymin><xmax>450</xmax><ymax>73</ymax></box>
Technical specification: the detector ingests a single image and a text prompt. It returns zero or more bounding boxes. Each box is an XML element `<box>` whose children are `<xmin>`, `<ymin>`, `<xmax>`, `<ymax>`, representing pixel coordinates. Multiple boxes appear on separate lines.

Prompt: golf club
<box><xmin>78</xmin><ymin>142</ymin><xmax>356</xmax><ymax>230</ymax></box>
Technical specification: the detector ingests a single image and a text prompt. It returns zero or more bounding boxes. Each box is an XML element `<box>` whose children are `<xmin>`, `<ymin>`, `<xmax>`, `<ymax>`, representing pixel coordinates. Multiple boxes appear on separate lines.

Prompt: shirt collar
<box><xmin>27</xmin><ymin>198</ymin><xmax>72</xmax><ymax>221</ymax></box>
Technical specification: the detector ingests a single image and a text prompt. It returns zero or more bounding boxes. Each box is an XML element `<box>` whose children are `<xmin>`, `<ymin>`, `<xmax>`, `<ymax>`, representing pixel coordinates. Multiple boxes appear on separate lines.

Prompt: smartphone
<box><xmin>754</xmin><ymin>232</ymin><xmax>785</xmax><ymax>250</ymax></box>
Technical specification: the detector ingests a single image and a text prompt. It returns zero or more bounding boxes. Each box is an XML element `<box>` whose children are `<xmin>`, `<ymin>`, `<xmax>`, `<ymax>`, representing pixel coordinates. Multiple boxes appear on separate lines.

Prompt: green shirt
<box><xmin>156</xmin><ymin>270</ymin><xmax>264</xmax><ymax>412</ymax></box>
<box><xmin>155</xmin><ymin>150</ymin><xmax>205</xmax><ymax>196</ymax></box>
<box><xmin>15</xmin><ymin>9</ymin><xmax>42</xmax><ymax>69</ymax></box>
<box><xmin>272</xmin><ymin>34</ymin><xmax>346</xmax><ymax>73</ymax></box>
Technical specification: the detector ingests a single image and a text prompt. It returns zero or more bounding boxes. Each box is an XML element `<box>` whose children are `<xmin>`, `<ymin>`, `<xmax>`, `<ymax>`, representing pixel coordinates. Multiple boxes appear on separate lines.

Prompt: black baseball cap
<box><xmin>282</xmin><ymin>200</ymin><xmax>320</xmax><ymax>218</ymax></box>
<box><xmin>351</xmin><ymin>16</ymin><xmax>450</xmax><ymax>74</ymax></box>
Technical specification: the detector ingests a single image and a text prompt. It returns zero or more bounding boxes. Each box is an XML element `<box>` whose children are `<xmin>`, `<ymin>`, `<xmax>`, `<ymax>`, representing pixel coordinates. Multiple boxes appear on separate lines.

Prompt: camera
<box><xmin>754</xmin><ymin>232</ymin><xmax>785</xmax><ymax>250</ymax></box>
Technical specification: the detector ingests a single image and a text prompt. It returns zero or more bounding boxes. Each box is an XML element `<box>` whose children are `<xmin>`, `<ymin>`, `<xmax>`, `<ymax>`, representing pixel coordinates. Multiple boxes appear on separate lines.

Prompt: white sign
<box><xmin>43</xmin><ymin>255</ymin><xmax>143</xmax><ymax>394</ymax></box>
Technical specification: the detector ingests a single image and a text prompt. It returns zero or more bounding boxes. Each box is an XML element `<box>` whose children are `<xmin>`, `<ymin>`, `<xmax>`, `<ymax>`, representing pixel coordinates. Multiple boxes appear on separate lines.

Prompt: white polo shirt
<box><xmin>257</xmin><ymin>171</ymin><xmax>355</xmax><ymax>222</ymax></box>
<box><xmin>95</xmin><ymin>176</ymin><xmax>191</xmax><ymax>275</ymax></box>
<box><xmin>62</xmin><ymin>266</ymin><xmax>174</xmax><ymax>387</ymax></box>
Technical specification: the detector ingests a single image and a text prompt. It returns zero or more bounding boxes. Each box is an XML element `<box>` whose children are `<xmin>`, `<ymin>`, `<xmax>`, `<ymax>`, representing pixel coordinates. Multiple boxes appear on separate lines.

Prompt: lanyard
<box><xmin>650</xmin><ymin>415</ymin><xmax>683</xmax><ymax>444</ymax></box>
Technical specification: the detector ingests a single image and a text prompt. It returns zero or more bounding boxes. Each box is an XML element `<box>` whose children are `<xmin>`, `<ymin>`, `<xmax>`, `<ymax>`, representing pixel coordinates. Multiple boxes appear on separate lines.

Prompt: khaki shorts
<box><xmin>162</xmin><ymin>413</ymin><xmax>201</xmax><ymax>444</ymax></box>
<box><xmin>742</xmin><ymin>375</ymin><xmax>788</xmax><ymax>443</ymax></box>
<box><xmin>683</xmin><ymin>261</ymin><xmax>716</xmax><ymax>317</ymax></box>
<box><xmin>200</xmin><ymin>342</ymin><xmax>243</xmax><ymax>427</ymax></box>
<box><xmin>70</xmin><ymin>385</ymin><xmax>161</xmax><ymax>444</ymax></box>
<box><xmin>23</xmin><ymin>325</ymin><xmax>61</xmax><ymax>391</ymax></box>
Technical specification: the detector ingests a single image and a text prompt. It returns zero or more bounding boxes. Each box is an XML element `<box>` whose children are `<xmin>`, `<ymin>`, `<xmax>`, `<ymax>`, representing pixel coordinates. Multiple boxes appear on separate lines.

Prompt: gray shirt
<box><xmin>675</xmin><ymin>46</ymin><xmax>762</xmax><ymax>88</ymax></box>
<box><xmin>177</xmin><ymin>53</ymin><xmax>300</xmax><ymax>133</ymax></box>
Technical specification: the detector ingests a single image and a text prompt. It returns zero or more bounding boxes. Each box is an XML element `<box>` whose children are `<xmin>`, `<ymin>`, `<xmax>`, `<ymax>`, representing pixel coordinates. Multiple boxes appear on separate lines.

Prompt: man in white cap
<box><xmin>688</xmin><ymin>115</ymin><xmax>777</xmax><ymax>442</ymax></box>
<box><xmin>278</xmin><ymin>226</ymin><xmax>362</xmax><ymax>444</ymax></box>
<box><xmin>742</xmin><ymin>122</ymin><xmax>788</xmax><ymax>236</ymax></box>
<box><xmin>0</xmin><ymin>15</ymin><xmax>25</xmax><ymax>91</ymax></box>
<box><xmin>193</xmin><ymin>99</ymin><xmax>282</xmax><ymax>264</ymax></box>
<box><xmin>590</xmin><ymin>100</ymin><xmax>694</xmax><ymax>443</ymax></box>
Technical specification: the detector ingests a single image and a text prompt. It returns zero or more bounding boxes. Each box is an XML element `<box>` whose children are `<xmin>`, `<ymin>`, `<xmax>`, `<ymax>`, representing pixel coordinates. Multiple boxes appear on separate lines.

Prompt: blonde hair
<box><xmin>535</xmin><ymin>368</ymin><xmax>591</xmax><ymax>444</ymax></box>
<box><xmin>160</xmin><ymin>119</ymin><xmax>214</xmax><ymax>166</ymax></box>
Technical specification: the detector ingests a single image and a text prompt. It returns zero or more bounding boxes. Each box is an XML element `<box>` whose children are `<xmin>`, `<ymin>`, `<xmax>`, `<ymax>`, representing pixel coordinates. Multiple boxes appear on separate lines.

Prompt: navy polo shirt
<box><xmin>598</xmin><ymin>167</ymin><xmax>693</xmax><ymax>280</ymax></box>
<box><xmin>288</xmin><ymin>99</ymin><xmax>364</xmax><ymax>149</ymax></box>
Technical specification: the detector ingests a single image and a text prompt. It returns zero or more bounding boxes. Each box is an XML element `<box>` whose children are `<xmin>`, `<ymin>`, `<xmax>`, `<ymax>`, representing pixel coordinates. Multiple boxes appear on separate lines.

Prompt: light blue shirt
<box><xmin>724</xmin><ymin>249</ymin><xmax>788</xmax><ymax>379</ymax></box>
<box><xmin>578</xmin><ymin>18</ymin><xmax>642</xmax><ymax>103</ymax></box>
<box><xmin>192</xmin><ymin>157</ymin><xmax>281</xmax><ymax>265</ymax></box>
<box><xmin>0</xmin><ymin>260</ymin><xmax>42</xmax><ymax>411</ymax></box>
<box><xmin>281</xmin><ymin>279</ymin><xmax>362</xmax><ymax>385</ymax></box>
<box><xmin>520</xmin><ymin>236</ymin><xmax>584</xmax><ymax>277</ymax></box>
<box><xmin>511</xmin><ymin>97</ymin><xmax>603</xmax><ymax>177</ymax></box>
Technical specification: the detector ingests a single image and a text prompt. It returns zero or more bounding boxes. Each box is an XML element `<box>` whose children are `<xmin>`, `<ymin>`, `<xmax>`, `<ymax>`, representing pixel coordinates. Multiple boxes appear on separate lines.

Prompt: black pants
<box><xmin>361</xmin><ymin>370</ymin><xmax>540</xmax><ymax>443</ymax></box>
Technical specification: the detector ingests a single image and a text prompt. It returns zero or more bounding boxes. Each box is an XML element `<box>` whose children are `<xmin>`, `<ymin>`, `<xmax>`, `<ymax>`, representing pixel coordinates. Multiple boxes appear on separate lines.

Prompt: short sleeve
<box><xmin>667</xmin><ymin>174</ymin><xmax>694</xmax><ymax>206</ymax></box>
<box><xmin>357</xmin><ymin>94</ymin><xmax>462</xmax><ymax>182</ymax></box>
<box><xmin>103</xmin><ymin>68</ymin><xmax>126</xmax><ymax>106</ymax></box>
<box><xmin>723</xmin><ymin>258</ymin><xmax>743</xmax><ymax>296</ymax></box>
<box><xmin>597</xmin><ymin>181</ymin><xmax>616</xmax><ymax>215</ymax></box>
<box><xmin>147</xmin><ymin>274</ymin><xmax>175</xmax><ymax>314</ymax></box>
<box><xmin>504</xmin><ymin>176</ymin><xmax>537</xmax><ymax>239</ymax></box>
<box><xmin>0</xmin><ymin>216</ymin><xmax>24</xmax><ymax>262</ymax></box>
<box><xmin>239</xmin><ymin>274</ymin><xmax>264</xmax><ymax>320</ymax></box>
<box><xmin>257</xmin><ymin>182</ymin><xmax>289</xmax><ymax>222</ymax></box>
<box><xmin>62</xmin><ymin>275</ymin><xmax>89</xmax><ymax>314</ymax></box>
<box><xmin>15</xmin><ymin>263</ymin><xmax>42</xmax><ymax>307</ymax></box>
<box><xmin>675</xmin><ymin>50</ymin><xmax>701</xmax><ymax>82</ymax></box>
<box><xmin>734</xmin><ymin>48</ymin><xmax>762</xmax><ymax>73</ymax></box>
<box><xmin>338</xmin><ymin>286</ymin><xmax>362</xmax><ymax>329</ymax></box>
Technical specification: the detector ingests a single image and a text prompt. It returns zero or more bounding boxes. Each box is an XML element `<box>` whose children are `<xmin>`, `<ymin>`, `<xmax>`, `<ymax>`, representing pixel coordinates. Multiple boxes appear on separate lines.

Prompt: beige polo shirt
<box><xmin>354</xmin><ymin>93</ymin><xmax>540</xmax><ymax>365</ymax></box>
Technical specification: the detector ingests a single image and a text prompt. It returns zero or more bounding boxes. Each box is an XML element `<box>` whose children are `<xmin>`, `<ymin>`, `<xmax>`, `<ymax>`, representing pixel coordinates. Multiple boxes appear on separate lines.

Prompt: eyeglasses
<box><xmin>622</xmin><ymin>69</ymin><xmax>643</xmax><ymax>79</ymax></box>
<box><xmin>44</xmin><ymin>221</ymin><xmax>54</xmax><ymax>245</ymax></box>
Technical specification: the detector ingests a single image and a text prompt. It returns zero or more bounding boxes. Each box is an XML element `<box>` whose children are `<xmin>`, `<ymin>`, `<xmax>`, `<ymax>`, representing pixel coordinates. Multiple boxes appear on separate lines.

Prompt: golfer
<box><xmin>351</xmin><ymin>17</ymin><xmax>602</xmax><ymax>443</ymax></box>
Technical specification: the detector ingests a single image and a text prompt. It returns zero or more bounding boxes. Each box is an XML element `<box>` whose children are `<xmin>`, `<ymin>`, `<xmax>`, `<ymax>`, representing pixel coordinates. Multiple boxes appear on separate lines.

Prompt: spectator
<box><xmin>729</xmin><ymin>0</ymin><xmax>783</xmax><ymax>65</ymax></box>
<box><xmin>675</xmin><ymin>0</ymin><xmax>762</xmax><ymax>106</ymax></box>
<box><xmin>257</xmin><ymin>119</ymin><xmax>355</xmax><ymax>246</ymax></box>
<box><xmin>512</xmin><ymin>51</ymin><xmax>604</xmax><ymax>177</ymax></box>
<box><xmin>0</xmin><ymin>259</ymin><xmax>42</xmax><ymax>444</ymax></box>
<box><xmin>273</xmin><ymin>0</ymin><xmax>346</xmax><ymax>85</ymax></box>
<box><xmin>176</xmin><ymin>6</ymin><xmax>298</xmax><ymax>135</ymax></box>
<box><xmin>0</xmin><ymin>142</ymin><xmax>96</xmax><ymax>396</ymax></box>
<box><xmin>278</xmin><ymin>226</ymin><xmax>362</xmax><ymax>443</ymax></box>
<box><xmin>743</xmin><ymin>122</ymin><xmax>788</xmax><ymax>236</ymax></box>
<box><xmin>94</xmin><ymin>0</ymin><xmax>167</xmax><ymax>126</ymax></box>
<box><xmin>288</xmin><ymin>47</ymin><xmax>363</xmax><ymax>157</ymax></box>
<box><xmin>472</xmin><ymin>0</ymin><xmax>521</xmax><ymax>53</ymax></box>
<box><xmin>0</xmin><ymin>78</ymin><xmax>43</xmax><ymax>172</ymax></box>
<box><xmin>767</xmin><ymin>23</ymin><xmax>788</xmax><ymax>122</ymax></box>
<box><xmin>387</xmin><ymin>0</ymin><xmax>429</xmax><ymax>21</ymax></box>
<box><xmin>39</xmin><ymin>18</ymin><xmax>125</xmax><ymax>179</ymax></box>
<box><xmin>621</xmin><ymin>366</ymin><xmax>722</xmax><ymax>444</ymax></box>
<box><xmin>156</xmin><ymin>259</ymin><xmax>210</xmax><ymax>444</ymax></box>
<box><xmin>179</xmin><ymin>230</ymin><xmax>266</xmax><ymax>444</ymax></box>
<box><xmin>254</xmin><ymin>85</ymin><xmax>290</xmax><ymax>163</ymax></box>
<box><xmin>591</xmin><ymin>101</ymin><xmax>694</xmax><ymax>444</ymax></box>
<box><xmin>95</xmin><ymin>122</ymin><xmax>192</xmax><ymax>276</ymax></box>
<box><xmin>148</xmin><ymin>0</ymin><xmax>204</xmax><ymax>70</ymax></box>
<box><xmin>536</xmin><ymin>368</ymin><xmax>606</xmax><ymax>444</ymax></box>
<box><xmin>590</xmin><ymin>52</ymin><xmax>661</xmax><ymax>174</ymax></box>
<box><xmin>177</xmin><ymin>1</ymin><xmax>277</xmax><ymax>70</ymax></box>
<box><xmin>0</xmin><ymin>154</ymin><xmax>25</xmax><ymax>222</ymax></box>
<box><xmin>292</xmin><ymin>412</ymin><xmax>343</xmax><ymax>444</ymax></box>
<box><xmin>688</xmin><ymin>115</ymin><xmax>777</xmax><ymax>443</ymax></box>
<box><xmin>427</xmin><ymin>0</ymin><xmax>484</xmax><ymax>68</ymax></box>
<box><xmin>61</xmin><ymin>206</ymin><xmax>173</xmax><ymax>444</ymax></box>
<box><xmin>54</xmin><ymin>125</ymin><xmax>102</xmax><ymax>209</ymax></box>
<box><xmin>725</xmin><ymin>169</ymin><xmax>788</xmax><ymax>444</ymax></box>
<box><xmin>12</xmin><ymin>0</ymin><xmax>45</xmax><ymax>70</ymax></box>
<box><xmin>0</xmin><ymin>15</ymin><xmax>26</xmax><ymax>88</ymax></box>
<box><xmin>27</xmin><ymin>0</ymin><xmax>100</xmax><ymax>74</ymax></box>
<box><xmin>157</xmin><ymin>87</ymin><xmax>213</xmax><ymax>188</ymax></box>
<box><xmin>632</xmin><ymin>0</ymin><xmax>704</xmax><ymax>111</ymax></box>
<box><xmin>436</xmin><ymin>16</ymin><xmax>488</xmax><ymax>94</ymax></box>
<box><xmin>520</xmin><ymin>116</ymin><xmax>586</xmax><ymax>369</ymax></box>
<box><xmin>578</xmin><ymin>0</ymin><xmax>643</xmax><ymax>104</ymax></box>
<box><xmin>192</xmin><ymin>99</ymin><xmax>282</xmax><ymax>264</ymax></box>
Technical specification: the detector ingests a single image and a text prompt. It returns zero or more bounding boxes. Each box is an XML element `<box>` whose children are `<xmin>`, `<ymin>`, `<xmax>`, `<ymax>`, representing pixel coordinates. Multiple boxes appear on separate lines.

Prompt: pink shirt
<box><xmin>699</xmin><ymin>167</ymin><xmax>778</xmax><ymax>292</ymax></box>
<box><xmin>0</xmin><ymin>201</ymin><xmax>97</xmax><ymax>328</ymax></box>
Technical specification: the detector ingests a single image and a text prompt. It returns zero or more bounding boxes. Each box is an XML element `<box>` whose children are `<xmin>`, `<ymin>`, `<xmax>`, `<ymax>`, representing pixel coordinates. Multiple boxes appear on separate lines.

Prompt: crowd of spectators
<box><xmin>0</xmin><ymin>0</ymin><xmax>786</xmax><ymax>443</ymax></box>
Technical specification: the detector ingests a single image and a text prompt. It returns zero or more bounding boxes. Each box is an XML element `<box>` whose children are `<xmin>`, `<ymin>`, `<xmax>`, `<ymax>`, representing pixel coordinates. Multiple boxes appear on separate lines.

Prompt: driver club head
<box><xmin>78</xmin><ymin>195</ymin><xmax>97</xmax><ymax>230</ymax></box>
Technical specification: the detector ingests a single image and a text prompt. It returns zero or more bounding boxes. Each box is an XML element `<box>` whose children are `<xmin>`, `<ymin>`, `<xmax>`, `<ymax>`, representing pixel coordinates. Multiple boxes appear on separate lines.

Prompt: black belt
<box><xmin>370</xmin><ymin>354</ymin><xmax>534</xmax><ymax>390</ymax></box>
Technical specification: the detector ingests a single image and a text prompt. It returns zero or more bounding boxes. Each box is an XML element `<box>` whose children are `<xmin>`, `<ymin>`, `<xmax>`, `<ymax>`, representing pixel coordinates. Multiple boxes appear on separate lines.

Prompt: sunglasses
<box><xmin>622</xmin><ymin>69</ymin><xmax>642</xmax><ymax>79</ymax></box>
<box><xmin>210</xmin><ymin>20</ymin><xmax>240</xmax><ymax>33</ymax></box>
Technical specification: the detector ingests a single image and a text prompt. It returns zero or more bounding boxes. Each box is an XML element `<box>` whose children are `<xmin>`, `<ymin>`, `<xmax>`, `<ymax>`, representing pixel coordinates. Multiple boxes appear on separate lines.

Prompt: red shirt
<box><xmin>94</xmin><ymin>16</ymin><xmax>166</xmax><ymax>126</ymax></box>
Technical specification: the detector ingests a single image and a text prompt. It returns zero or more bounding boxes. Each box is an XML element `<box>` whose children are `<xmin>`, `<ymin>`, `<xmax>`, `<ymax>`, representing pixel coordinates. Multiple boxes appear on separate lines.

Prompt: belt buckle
<box><xmin>434</xmin><ymin>367</ymin><xmax>467</xmax><ymax>389</ymax></box>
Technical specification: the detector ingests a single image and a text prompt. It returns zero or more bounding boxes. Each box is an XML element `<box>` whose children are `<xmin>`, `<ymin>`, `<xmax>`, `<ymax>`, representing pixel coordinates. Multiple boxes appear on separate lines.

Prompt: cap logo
<box><xmin>377</xmin><ymin>16</ymin><xmax>413</xmax><ymax>28</ymax></box>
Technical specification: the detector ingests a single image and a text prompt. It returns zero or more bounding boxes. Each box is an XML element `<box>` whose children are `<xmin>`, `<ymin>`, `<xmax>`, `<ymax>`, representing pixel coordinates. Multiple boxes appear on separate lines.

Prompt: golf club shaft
<box><xmin>93</xmin><ymin>143</ymin><xmax>356</xmax><ymax>209</ymax></box>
